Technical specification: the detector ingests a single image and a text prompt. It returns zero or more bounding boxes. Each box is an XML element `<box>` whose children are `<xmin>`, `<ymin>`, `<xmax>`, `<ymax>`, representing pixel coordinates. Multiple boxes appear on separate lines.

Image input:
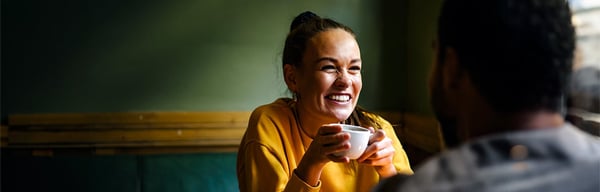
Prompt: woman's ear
<box><xmin>284</xmin><ymin>64</ymin><xmax>298</xmax><ymax>92</ymax></box>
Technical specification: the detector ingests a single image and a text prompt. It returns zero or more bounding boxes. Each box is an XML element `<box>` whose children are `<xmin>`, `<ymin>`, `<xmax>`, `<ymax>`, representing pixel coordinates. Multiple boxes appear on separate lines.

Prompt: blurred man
<box><xmin>376</xmin><ymin>0</ymin><xmax>600</xmax><ymax>191</ymax></box>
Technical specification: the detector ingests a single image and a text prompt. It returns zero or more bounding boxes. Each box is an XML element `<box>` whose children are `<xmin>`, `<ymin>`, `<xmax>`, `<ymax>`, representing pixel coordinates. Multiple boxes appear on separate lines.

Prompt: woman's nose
<box><xmin>334</xmin><ymin>71</ymin><xmax>351</xmax><ymax>88</ymax></box>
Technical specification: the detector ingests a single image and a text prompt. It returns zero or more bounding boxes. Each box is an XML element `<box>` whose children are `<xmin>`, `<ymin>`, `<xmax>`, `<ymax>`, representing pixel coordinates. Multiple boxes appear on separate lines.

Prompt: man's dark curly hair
<box><xmin>437</xmin><ymin>0</ymin><xmax>576</xmax><ymax>113</ymax></box>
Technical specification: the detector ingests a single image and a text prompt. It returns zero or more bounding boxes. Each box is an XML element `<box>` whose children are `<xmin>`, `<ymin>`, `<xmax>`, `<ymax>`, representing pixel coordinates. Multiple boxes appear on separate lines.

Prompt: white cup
<box><xmin>332</xmin><ymin>124</ymin><xmax>372</xmax><ymax>159</ymax></box>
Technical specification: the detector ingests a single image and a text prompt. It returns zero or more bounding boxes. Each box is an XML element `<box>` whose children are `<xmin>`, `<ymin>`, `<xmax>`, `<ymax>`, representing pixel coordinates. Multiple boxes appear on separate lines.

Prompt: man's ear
<box><xmin>442</xmin><ymin>47</ymin><xmax>463</xmax><ymax>90</ymax></box>
<box><xmin>283</xmin><ymin>64</ymin><xmax>298</xmax><ymax>92</ymax></box>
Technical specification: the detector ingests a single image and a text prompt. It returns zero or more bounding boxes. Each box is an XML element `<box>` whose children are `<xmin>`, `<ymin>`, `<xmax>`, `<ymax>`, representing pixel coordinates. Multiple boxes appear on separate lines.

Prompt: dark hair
<box><xmin>437</xmin><ymin>0</ymin><xmax>575</xmax><ymax>113</ymax></box>
<box><xmin>282</xmin><ymin>11</ymin><xmax>355</xmax><ymax>68</ymax></box>
<box><xmin>283</xmin><ymin>12</ymin><xmax>381</xmax><ymax>128</ymax></box>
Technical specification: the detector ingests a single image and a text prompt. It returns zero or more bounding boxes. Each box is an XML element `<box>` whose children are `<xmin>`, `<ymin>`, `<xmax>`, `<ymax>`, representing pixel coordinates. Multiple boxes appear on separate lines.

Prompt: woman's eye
<box><xmin>349</xmin><ymin>66</ymin><xmax>361</xmax><ymax>73</ymax></box>
<box><xmin>321</xmin><ymin>65</ymin><xmax>337</xmax><ymax>72</ymax></box>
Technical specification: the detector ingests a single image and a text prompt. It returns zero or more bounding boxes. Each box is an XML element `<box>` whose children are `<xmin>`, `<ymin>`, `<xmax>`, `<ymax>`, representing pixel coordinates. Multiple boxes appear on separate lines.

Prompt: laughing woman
<box><xmin>236</xmin><ymin>11</ymin><xmax>413</xmax><ymax>192</ymax></box>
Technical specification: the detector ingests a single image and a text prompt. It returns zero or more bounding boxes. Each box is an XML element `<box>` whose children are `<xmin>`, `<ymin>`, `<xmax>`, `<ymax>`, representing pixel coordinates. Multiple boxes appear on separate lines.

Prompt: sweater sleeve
<box><xmin>237</xmin><ymin>99</ymin><xmax>321</xmax><ymax>192</ymax></box>
<box><xmin>284</xmin><ymin>170</ymin><xmax>321</xmax><ymax>192</ymax></box>
<box><xmin>374</xmin><ymin>115</ymin><xmax>414</xmax><ymax>175</ymax></box>
<box><xmin>239</xmin><ymin>141</ymin><xmax>289</xmax><ymax>192</ymax></box>
<box><xmin>239</xmin><ymin>141</ymin><xmax>321</xmax><ymax>192</ymax></box>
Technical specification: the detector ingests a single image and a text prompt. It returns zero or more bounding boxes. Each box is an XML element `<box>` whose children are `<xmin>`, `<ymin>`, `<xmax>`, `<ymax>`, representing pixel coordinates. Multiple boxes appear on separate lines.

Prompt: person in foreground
<box><xmin>237</xmin><ymin>11</ymin><xmax>413</xmax><ymax>192</ymax></box>
<box><xmin>375</xmin><ymin>0</ymin><xmax>600</xmax><ymax>191</ymax></box>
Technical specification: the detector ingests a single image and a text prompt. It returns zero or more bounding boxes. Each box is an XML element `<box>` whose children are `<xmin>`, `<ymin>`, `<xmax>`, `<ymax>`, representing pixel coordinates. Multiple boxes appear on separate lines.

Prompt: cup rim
<box><xmin>329</xmin><ymin>123</ymin><xmax>369</xmax><ymax>132</ymax></box>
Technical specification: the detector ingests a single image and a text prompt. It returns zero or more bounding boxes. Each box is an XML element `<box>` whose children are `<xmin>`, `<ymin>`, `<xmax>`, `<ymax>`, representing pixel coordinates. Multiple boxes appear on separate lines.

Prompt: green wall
<box><xmin>379</xmin><ymin>0</ymin><xmax>442</xmax><ymax>115</ymax></box>
<box><xmin>1</xmin><ymin>0</ymin><xmax>384</xmax><ymax>120</ymax></box>
<box><xmin>1</xmin><ymin>0</ymin><xmax>442</xmax><ymax>120</ymax></box>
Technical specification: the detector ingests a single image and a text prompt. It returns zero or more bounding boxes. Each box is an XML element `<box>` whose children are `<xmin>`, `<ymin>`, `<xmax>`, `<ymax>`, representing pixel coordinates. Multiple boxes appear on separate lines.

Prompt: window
<box><xmin>566</xmin><ymin>0</ymin><xmax>599</xmax><ymax>136</ymax></box>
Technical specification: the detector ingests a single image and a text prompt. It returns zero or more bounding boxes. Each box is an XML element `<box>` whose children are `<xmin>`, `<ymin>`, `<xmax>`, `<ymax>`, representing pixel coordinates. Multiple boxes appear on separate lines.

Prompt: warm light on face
<box><xmin>294</xmin><ymin>29</ymin><xmax>362</xmax><ymax>123</ymax></box>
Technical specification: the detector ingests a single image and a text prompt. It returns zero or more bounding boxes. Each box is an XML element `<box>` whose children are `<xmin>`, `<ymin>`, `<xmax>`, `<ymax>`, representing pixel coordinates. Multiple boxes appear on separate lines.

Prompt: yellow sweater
<box><xmin>237</xmin><ymin>98</ymin><xmax>413</xmax><ymax>192</ymax></box>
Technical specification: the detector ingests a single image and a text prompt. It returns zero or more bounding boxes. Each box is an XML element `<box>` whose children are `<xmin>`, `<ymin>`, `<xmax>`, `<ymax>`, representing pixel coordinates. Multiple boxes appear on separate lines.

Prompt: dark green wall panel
<box><xmin>141</xmin><ymin>153</ymin><xmax>238</xmax><ymax>192</ymax></box>
<box><xmin>1</xmin><ymin>155</ymin><xmax>138</xmax><ymax>192</ymax></box>
<box><xmin>1</xmin><ymin>153</ymin><xmax>239</xmax><ymax>192</ymax></box>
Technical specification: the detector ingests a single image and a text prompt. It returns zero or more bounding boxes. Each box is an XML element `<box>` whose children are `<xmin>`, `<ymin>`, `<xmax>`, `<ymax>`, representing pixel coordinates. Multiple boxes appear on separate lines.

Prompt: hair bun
<box><xmin>290</xmin><ymin>11</ymin><xmax>320</xmax><ymax>31</ymax></box>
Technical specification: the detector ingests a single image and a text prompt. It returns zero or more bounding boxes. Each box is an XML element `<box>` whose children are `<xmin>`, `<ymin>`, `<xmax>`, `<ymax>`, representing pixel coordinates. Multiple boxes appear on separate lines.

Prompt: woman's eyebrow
<box><xmin>314</xmin><ymin>57</ymin><xmax>337</xmax><ymax>64</ymax></box>
<box><xmin>351</xmin><ymin>59</ymin><xmax>362</xmax><ymax>64</ymax></box>
<box><xmin>314</xmin><ymin>57</ymin><xmax>362</xmax><ymax>64</ymax></box>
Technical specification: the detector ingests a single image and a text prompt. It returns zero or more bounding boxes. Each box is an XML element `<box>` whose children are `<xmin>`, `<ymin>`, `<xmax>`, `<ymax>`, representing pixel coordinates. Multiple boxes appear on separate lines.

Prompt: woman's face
<box><xmin>292</xmin><ymin>28</ymin><xmax>362</xmax><ymax>123</ymax></box>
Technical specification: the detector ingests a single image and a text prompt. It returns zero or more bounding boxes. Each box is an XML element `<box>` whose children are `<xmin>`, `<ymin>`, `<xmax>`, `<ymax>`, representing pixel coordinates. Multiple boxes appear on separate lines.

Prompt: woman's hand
<box><xmin>357</xmin><ymin>128</ymin><xmax>398</xmax><ymax>178</ymax></box>
<box><xmin>304</xmin><ymin>124</ymin><xmax>354</xmax><ymax>164</ymax></box>
<box><xmin>295</xmin><ymin>124</ymin><xmax>352</xmax><ymax>186</ymax></box>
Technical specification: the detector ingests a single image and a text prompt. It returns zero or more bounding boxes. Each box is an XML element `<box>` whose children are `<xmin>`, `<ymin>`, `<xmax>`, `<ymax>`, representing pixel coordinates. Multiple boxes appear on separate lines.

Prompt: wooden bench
<box><xmin>3</xmin><ymin>111</ymin><xmax>444</xmax><ymax>166</ymax></box>
<box><xmin>5</xmin><ymin>112</ymin><xmax>251</xmax><ymax>155</ymax></box>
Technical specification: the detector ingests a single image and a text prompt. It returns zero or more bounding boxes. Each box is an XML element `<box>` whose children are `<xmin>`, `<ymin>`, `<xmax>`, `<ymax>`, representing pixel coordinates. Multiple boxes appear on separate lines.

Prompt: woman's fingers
<box><xmin>317</xmin><ymin>124</ymin><xmax>343</xmax><ymax>135</ymax></box>
<box><xmin>361</xmin><ymin>130</ymin><xmax>388</xmax><ymax>157</ymax></box>
<box><xmin>359</xmin><ymin>147</ymin><xmax>395</xmax><ymax>165</ymax></box>
<box><xmin>358</xmin><ymin>140</ymin><xmax>387</xmax><ymax>162</ymax></box>
<box><xmin>368</xmin><ymin>129</ymin><xmax>386</xmax><ymax>144</ymax></box>
<box><xmin>306</xmin><ymin>124</ymin><xmax>353</xmax><ymax>163</ymax></box>
<box><xmin>318</xmin><ymin>132</ymin><xmax>349</xmax><ymax>146</ymax></box>
<box><xmin>320</xmin><ymin>135</ymin><xmax>350</xmax><ymax>152</ymax></box>
<box><xmin>327</xmin><ymin>154</ymin><xmax>350</xmax><ymax>163</ymax></box>
<box><xmin>311</xmin><ymin>125</ymin><xmax>397</xmax><ymax>164</ymax></box>
<box><xmin>358</xmin><ymin>130</ymin><xmax>395</xmax><ymax>164</ymax></box>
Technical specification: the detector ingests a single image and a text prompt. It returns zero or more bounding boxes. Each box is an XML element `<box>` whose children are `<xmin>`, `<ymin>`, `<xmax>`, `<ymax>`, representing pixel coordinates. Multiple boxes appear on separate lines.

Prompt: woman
<box><xmin>237</xmin><ymin>11</ymin><xmax>413</xmax><ymax>192</ymax></box>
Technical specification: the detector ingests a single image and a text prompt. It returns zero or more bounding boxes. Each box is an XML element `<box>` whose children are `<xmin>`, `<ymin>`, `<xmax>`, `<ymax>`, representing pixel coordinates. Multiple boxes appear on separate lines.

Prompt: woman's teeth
<box><xmin>328</xmin><ymin>95</ymin><xmax>350</xmax><ymax>102</ymax></box>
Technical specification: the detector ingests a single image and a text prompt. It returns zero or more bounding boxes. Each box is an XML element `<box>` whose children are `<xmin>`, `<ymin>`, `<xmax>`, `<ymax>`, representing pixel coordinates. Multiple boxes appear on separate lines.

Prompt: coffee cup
<box><xmin>331</xmin><ymin>124</ymin><xmax>372</xmax><ymax>159</ymax></box>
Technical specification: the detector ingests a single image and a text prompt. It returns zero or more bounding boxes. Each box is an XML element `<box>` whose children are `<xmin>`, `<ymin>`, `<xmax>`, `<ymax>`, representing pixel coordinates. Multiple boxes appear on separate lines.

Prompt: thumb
<box><xmin>367</xmin><ymin>127</ymin><xmax>375</xmax><ymax>133</ymax></box>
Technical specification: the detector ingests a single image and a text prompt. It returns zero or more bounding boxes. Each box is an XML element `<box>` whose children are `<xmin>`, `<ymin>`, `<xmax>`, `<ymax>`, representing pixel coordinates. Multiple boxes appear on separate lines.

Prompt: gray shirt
<box><xmin>376</xmin><ymin>124</ymin><xmax>600</xmax><ymax>192</ymax></box>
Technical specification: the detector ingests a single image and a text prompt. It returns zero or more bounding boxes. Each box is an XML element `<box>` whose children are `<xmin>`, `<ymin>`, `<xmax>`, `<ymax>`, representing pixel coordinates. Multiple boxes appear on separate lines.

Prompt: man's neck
<box><xmin>504</xmin><ymin>110</ymin><xmax>565</xmax><ymax>131</ymax></box>
<box><xmin>463</xmin><ymin>109</ymin><xmax>565</xmax><ymax>141</ymax></box>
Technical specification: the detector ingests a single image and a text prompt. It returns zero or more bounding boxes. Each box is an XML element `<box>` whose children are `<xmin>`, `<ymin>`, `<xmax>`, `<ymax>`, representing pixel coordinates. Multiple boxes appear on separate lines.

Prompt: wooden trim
<box><xmin>5</xmin><ymin>111</ymin><xmax>444</xmax><ymax>155</ymax></box>
<box><xmin>9</xmin><ymin>125</ymin><xmax>245</xmax><ymax>144</ymax></box>
<box><xmin>6</xmin><ymin>112</ymin><xmax>251</xmax><ymax>155</ymax></box>
<box><xmin>9</xmin><ymin>112</ymin><xmax>251</xmax><ymax>125</ymax></box>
